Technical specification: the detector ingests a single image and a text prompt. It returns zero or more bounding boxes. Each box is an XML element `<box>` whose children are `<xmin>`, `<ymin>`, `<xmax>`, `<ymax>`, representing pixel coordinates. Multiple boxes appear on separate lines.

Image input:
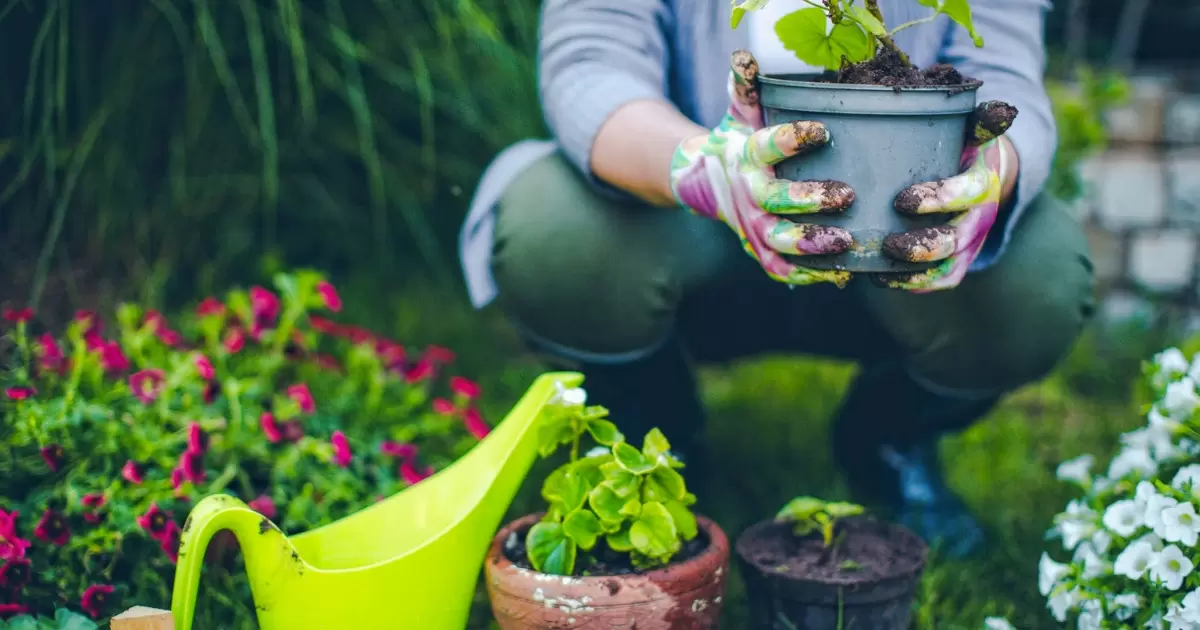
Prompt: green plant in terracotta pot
<box><xmin>735</xmin><ymin>496</ymin><xmax>928</xmax><ymax>629</ymax></box>
<box><xmin>484</xmin><ymin>385</ymin><xmax>729</xmax><ymax>628</ymax></box>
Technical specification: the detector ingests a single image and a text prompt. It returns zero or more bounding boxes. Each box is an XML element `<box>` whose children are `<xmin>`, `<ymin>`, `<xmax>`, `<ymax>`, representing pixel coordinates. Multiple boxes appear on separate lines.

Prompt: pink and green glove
<box><xmin>877</xmin><ymin>101</ymin><xmax>1020</xmax><ymax>292</ymax></box>
<box><xmin>669</xmin><ymin>51</ymin><xmax>857</xmax><ymax>288</ymax></box>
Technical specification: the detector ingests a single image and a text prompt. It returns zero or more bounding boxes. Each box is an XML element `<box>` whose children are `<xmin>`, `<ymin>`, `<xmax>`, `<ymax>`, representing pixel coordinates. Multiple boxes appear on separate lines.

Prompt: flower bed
<box><xmin>0</xmin><ymin>270</ymin><xmax>489</xmax><ymax>626</ymax></box>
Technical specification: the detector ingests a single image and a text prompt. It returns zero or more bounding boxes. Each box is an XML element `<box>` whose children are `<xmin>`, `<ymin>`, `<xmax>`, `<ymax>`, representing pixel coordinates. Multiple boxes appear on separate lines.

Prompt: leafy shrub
<box><xmin>775</xmin><ymin>496</ymin><xmax>864</xmax><ymax>548</ymax></box>
<box><xmin>0</xmin><ymin>270</ymin><xmax>490</xmax><ymax>625</ymax></box>
<box><xmin>524</xmin><ymin>386</ymin><xmax>699</xmax><ymax>575</ymax></box>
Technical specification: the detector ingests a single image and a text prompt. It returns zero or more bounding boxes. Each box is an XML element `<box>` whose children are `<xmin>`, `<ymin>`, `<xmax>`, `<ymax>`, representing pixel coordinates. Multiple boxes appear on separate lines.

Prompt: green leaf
<box><xmin>589</xmin><ymin>483</ymin><xmax>629</xmax><ymax>524</ymax></box>
<box><xmin>4</xmin><ymin>617</ymin><xmax>39</xmax><ymax>630</ymax></box>
<box><xmin>641</xmin><ymin>428</ymin><xmax>672</xmax><ymax>461</ymax></box>
<box><xmin>665</xmin><ymin>500</ymin><xmax>699</xmax><ymax>540</ymax></box>
<box><xmin>620</xmin><ymin>498</ymin><xmax>643</xmax><ymax>519</ymax></box>
<box><xmin>527</xmin><ymin>521</ymin><xmax>577</xmax><ymax>575</ymax></box>
<box><xmin>629</xmin><ymin>501</ymin><xmax>680</xmax><ymax>559</ymax></box>
<box><xmin>586</xmin><ymin>418</ymin><xmax>623</xmax><ymax>445</ymax></box>
<box><xmin>601</xmin><ymin>461</ymin><xmax>640</xmax><ymax>496</ymax></box>
<box><xmin>915</xmin><ymin>0</ymin><xmax>982</xmax><ymax>47</ymax></box>
<box><xmin>731</xmin><ymin>0</ymin><xmax>771</xmax><ymax>29</ymax></box>
<box><xmin>54</xmin><ymin>610</ymin><xmax>98</xmax><ymax>630</ymax></box>
<box><xmin>572</xmin><ymin>453</ymin><xmax>612</xmax><ymax>488</ymax></box>
<box><xmin>613</xmin><ymin>442</ymin><xmax>655</xmax><ymax>474</ymax></box>
<box><xmin>542</xmin><ymin>468</ymin><xmax>590</xmax><ymax>514</ymax></box>
<box><xmin>792</xmin><ymin>520</ymin><xmax>819</xmax><ymax>537</ymax></box>
<box><xmin>647</xmin><ymin>466</ymin><xmax>687</xmax><ymax>502</ymax></box>
<box><xmin>845</xmin><ymin>5</ymin><xmax>886</xmax><ymax>36</ymax></box>
<box><xmin>777</xmin><ymin>496</ymin><xmax>826</xmax><ymax>522</ymax></box>
<box><xmin>825</xmin><ymin>502</ymin><xmax>864</xmax><ymax>519</ymax></box>
<box><xmin>775</xmin><ymin>8</ymin><xmax>872</xmax><ymax>70</ymax></box>
<box><xmin>607</xmin><ymin>526</ymin><xmax>635</xmax><ymax>552</ymax></box>
<box><xmin>536</xmin><ymin>413</ymin><xmax>574</xmax><ymax>457</ymax></box>
<box><xmin>563</xmin><ymin>509</ymin><xmax>605</xmax><ymax>550</ymax></box>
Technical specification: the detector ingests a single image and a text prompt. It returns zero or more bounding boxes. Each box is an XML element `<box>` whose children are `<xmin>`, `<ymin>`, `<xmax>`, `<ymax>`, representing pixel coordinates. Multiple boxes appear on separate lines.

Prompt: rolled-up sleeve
<box><xmin>940</xmin><ymin>0</ymin><xmax>1057</xmax><ymax>268</ymax></box>
<box><xmin>538</xmin><ymin>0</ymin><xmax>674</xmax><ymax>186</ymax></box>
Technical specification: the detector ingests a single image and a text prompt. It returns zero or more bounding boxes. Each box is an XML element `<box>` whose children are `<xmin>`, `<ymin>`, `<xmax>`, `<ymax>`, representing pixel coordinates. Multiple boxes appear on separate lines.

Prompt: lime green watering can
<box><xmin>169</xmin><ymin>371</ymin><xmax>583</xmax><ymax>630</ymax></box>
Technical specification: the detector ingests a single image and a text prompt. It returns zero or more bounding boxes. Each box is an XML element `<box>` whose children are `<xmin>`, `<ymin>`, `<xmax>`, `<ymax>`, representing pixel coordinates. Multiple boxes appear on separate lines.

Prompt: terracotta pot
<box><xmin>734</xmin><ymin>517</ymin><xmax>927</xmax><ymax>630</ymax></box>
<box><xmin>485</xmin><ymin>512</ymin><xmax>730</xmax><ymax>629</ymax></box>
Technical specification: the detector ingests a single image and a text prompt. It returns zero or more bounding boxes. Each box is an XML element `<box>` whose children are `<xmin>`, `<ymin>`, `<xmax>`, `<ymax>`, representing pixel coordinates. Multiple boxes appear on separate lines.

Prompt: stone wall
<box><xmin>1073</xmin><ymin>71</ymin><xmax>1200</xmax><ymax>323</ymax></box>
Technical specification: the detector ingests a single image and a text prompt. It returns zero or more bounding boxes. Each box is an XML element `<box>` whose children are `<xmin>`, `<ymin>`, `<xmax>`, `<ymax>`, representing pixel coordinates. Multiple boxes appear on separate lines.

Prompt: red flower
<box><xmin>82</xmin><ymin>493</ymin><xmax>107</xmax><ymax>524</ymax></box>
<box><xmin>80</xmin><ymin>584</ymin><xmax>115</xmax><ymax>618</ymax></box>
<box><xmin>158</xmin><ymin>328</ymin><xmax>182</xmax><ymax>347</ymax></box>
<box><xmin>137</xmin><ymin>503</ymin><xmax>172</xmax><ymax>540</ymax></box>
<box><xmin>316</xmin><ymin>281</ymin><xmax>342</xmax><ymax>312</ymax></box>
<box><xmin>0</xmin><ymin>557</ymin><xmax>30</xmax><ymax>588</ymax></box>
<box><xmin>449</xmin><ymin>376</ymin><xmax>481</xmax><ymax>400</ymax></box>
<box><xmin>170</xmin><ymin>467</ymin><xmax>185</xmax><ymax>493</ymax></box>
<box><xmin>281</xmin><ymin>421</ymin><xmax>305</xmax><ymax>443</ymax></box>
<box><xmin>177</xmin><ymin>449</ymin><xmax>205</xmax><ymax>485</ymax></box>
<box><xmin>464</xmin><ymin>408</ymin><xmax>492</xmax><ymax>440</ymax></box>
<box><xmin>287</xmin><ymin>383</ymin><xmax>315</xmax><ymax>413</ymax></box>
<box><xmin>35</xmin><ymin>333</ymin><xmax>64</xmax><ymax>372</ymax></box>
<box><xmin>309</xmin><ymin>316</ymin><xmax>342</xmax><ymax>335</ymax></box>
<box><xmin>248</xmin><ymin>496</ymin><xmax>277</xmax><ymax>520</ymax></box>
<box><xmin>380</xmin><ymin>441</ymin><xmax>417</xmax><ymax>459</ymax></box>
<box><xmin>40</xmin><ymin>444</ymin><xmax>65</xmax><ymax>472</ymax></box>
<box><xmin>160</xmin><ymin>522</ymin><xmax>181</xmax><ymax>563</ymax></box>
<box><xmin>0</xmin><ymin>603</ymin><xmax>29</xmax><ymax>618</ymax></box>
<box><xmin>402</xmin><ymin>359</ymin><xmax>434</xmax><ymax>384</ymax></box>
<box><xmin>223</xmin><ymin>327</ymin><xmax>246</xmax><ymax>353</ymax></box>
<box><xmin>2</xmin><ymin>308</ymin><xmax>33</xmax><ymax>323</ymax></box>
<box><xmin>129</xmin><ymin>369</ymin><xmax>165</xmax><ymax>404</ymax></box>
<box><xmin>187</xmin><ymin>421</ymin><xmax>208</xmax><ymax>454</ymax></box>
<box><xmin>75</xmin><ymin>310</ymin><xmax>102</xmax><ymax>338</ymax></box>
<box><xmin>331</xmin><ymin>431</ymin><xmax>352</xmax><ymax>468</ymax></box>
<box><xmin>203</xmin><ymin>380</ymin><xmax>221</xmax><ymax>404</ymax></box>
<box><xmin>144</xmin><ymin>310</ymin><xmax>167</xmax><ymax>333</ymax></box>
<box><xmin>400</xmin><ymin>460</ymin><xmax>434</xmax><ymax>486</ymax></box>
<box><xmin>34</xmin><ymin>509</ymin><xmax>69</xmax><ymax>546</ymax></box>
<box><xmin>122</xmin><ymin>460</ymin><xmax>145</xmax><ymax>485</ymax></box>
<box><xmin>375</xmin><ymin>340</ymin><xmax>405</xmax><ymax>367</ymax></box>
<box><xmin>250</xmin><ymin>286</ymin><xmax>281</xmax><ymax>322</ymax></box>
<box><xmin>98</xmin><ymin>341</ymin><xmax>130</xmax><ymax>373</ymax></box>
<box><xmin>260</xmin><ymin>412</ymin><xmax>283</xmax><ymax>443</ymax></box>
<box><xmin>314</xmin><ymin>353</ymin><xmax>340</xmax><ymax>372</ymax></box>
<box><xmin>5</xmin><ymin>387</ymin><xmax>34</xmax><ymax>401</ymax></box>
<box><xmin>344</xmin><ymin>326</ymin><xmax>374</xmax><ymax>345</ymax></box>
<box><xmin>192</xmin><ymin>354</ymin><xmax>214</xmax><ymax>381</ymax></box>
<box><xmin>0</xmin><ymin>509</ymin><xmax>31</xmax><ymax>560</ymax></box>
<box><xmin>196</xmin><ymin>297</ymin><xmax>226</xmax><ymax>317</ymax></box>
<box><xmin>431</xmin><ymin>398</ymin><xmax>456</xmax><ymax>416</ymax></box>
<box><xmin>425</xmin><ymin>345</ymin><xmax>455</xmax><ymax>364</ymax></box>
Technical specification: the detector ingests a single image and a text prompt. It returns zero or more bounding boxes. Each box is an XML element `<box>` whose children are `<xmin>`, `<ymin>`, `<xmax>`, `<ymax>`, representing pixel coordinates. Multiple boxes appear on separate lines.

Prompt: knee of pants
<box><xmin>488</xmin><ymin>152</ymin><xmax>682</xmax><ymax>358</ymax></box>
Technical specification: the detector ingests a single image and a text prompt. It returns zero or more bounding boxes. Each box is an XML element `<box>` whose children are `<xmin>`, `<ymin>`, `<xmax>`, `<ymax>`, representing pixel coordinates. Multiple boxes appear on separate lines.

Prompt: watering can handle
<box><xmin>170</xmin><ymin>494</ymin><xmax>292</xmax><ymax>630</ymax></box>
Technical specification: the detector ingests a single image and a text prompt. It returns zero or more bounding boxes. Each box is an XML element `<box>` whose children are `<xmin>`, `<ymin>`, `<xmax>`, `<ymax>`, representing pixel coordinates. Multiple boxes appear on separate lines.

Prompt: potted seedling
<box><xmin>485</xmin><ymin>387</ymin><xmax>729</xmax><ymax>628</ymax></box>
<box><xmin>732</xmin><ymin>0</ymin><xmax>1015</xmax><ymax>273</ymax></box>
<box><xmin>735</xmin><ymin>496</ymin><xmax>927</xmax><ymax>629</ymax></box>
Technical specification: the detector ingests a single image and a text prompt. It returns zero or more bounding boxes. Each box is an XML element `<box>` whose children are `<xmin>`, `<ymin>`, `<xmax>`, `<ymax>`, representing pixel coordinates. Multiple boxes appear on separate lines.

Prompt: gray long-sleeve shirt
<box><xmin>459</xmin><ymin>0</ymin><xmax>1057</xmax><ymax>308</ymax></box>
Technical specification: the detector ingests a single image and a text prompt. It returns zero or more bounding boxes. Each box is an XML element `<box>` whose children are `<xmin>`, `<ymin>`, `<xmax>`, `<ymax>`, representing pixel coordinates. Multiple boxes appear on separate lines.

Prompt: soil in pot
<box><xmin>485</xmin><ymin>513</ymin><xmax>730</xmax><ymax>630</ymax></box>
<box><xmin>818</xmin><ymin>48</ymin><xmax>980</xmax><ymax>88</ymax></box>
<box><xmin>735</xmin><ymin>517</ymin><xmax>927</xmax><ymax>630</ymax></box>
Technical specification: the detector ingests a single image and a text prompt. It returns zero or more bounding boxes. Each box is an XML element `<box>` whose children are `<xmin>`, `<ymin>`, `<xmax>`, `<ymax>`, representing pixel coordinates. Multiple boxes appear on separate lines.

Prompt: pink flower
<box><xmin>5</xmin><ymin>387</ymin><xmax>35</xmax><ymax>400</ymax></box>
<box><xmin>0</xmin><ymin>557</ymin><xmax>30</xmax><ymax>588</ymax></box>
<box><xmin>0</xmin><ymin>603</ymin><xmax>30</xmax><ymax>618</ymax></box>
<box><xmin>400</xmin><ymin>460</ymin><xmax>433</xmax><ymax>486</ymax></box>
<box><xmin>196</xmin><ymin>297</ymin><xmax>226</xmax><ymax>317</ymax></box>
<box><xmin>250</xmin><ymin>286</ymin><xmax>281</xmax><ymax>322</ymax></box>
<box><xmin>2</xmin><ymin>308</ymin><xmax>33</xmax><ymax>323</ymax></box>
<box><xmin>129</xmin><ymin>369</ymin><xmax>166</xmax><ymax>404</ymax></box>
<box><xmin>187</xmin><ymin>422</ymin><xmax>208</xmax><ymax>454</ymax></box>
<box><xmin>464</xmin><ymin>408</ymin><xmax>491</xmax><ymax>439</ymax></box>
<box><xmin>40</xmin><ymin>444</ymin><xmax>65</xmax><ymax>472</ymax></box>
<box><xmin>144</xmin><ymin>310</ymin><xmax>167</xmax><ymax>333</ymax></box>
<box><xmin>316</xmin><ymin>281</ymin><xmax>342</xmax><ymax>312</ymax></box>
<box><xmin>287</xmin><ymin>383</ymin><xmax>315</xmax><ymax>413</ymax></box>
<box><xmin>158</xmin><ymin>329</ymin><xmax>183</xmax><ymax>347</ymax></box>
<box><xmin>203</xmin><ymin>381</ymin><xmax>220</xmax><ymax>404</ymax></box>
<box><xmin>192</xmin><ymin>354</ymin><xmax>214</xmax><ymax>381</ymax></box>
<box><xmin>160</xmin><ymin>521</ymin><xmax>181</xmax><ymax>563</ymax></box>
<box><xmin>75</xmin><ymin>310</ymin><xmax>102</xmax><ymax>339</ymax></box>
<box><xmin>82</xmin><ymin>493</ymin><xmax>106</xmax><ymax>524</ymax></box>
<box><xmin>425</xmin><ymin>345</ymin><xmax>455</xmax><ymax>364</ymax></box>
<box><xmin>281</xmin><ymin>421</ymin><xmax>305</xmax><ymax>443</ymax></box>
<box><xmin>248</xmin><ymin>496</ymin><xmax>277</xmax><ymax>520</ymax></box>
<box><xmin>449</xmin><ymin>376</ymin><xmax>481</xmax><ymax>400</ymax></box>
<box><xmin>35</xmin><ymin>333</ymin><xmax>64</xmax><ymax>372</ymax></box>
<box><xmin>0</xmin><ymin>509</ymin><xmax>32</xmax><ymax>560</ymax></box>
<box><xmin>34</xmin><ymin>509</ymin><xmax>69</xmax><ymax>545</ymax></box>
<box><xmin>137</xmin><ymin>503</ymin><xmax>172</xmax><ymax>540</ymax></box>
<box><xmin>380</xmin><ymin>441</ymin><xmax>417</xmax><ymax>459</ymax></box>
<box><xmin>431</xmin><ymin>398</ymin><xmax>456</xmax><ymax>416</ymax></box>
<box><xmin>122</xmin><ymin>460</ymin><xmax>145</xmax><ymax>485</ymax></box>
<box><xmin>375</xmin><ymin>340</ymin><xmax>406</xmax><ymax>368</ymax></box>
<box><xmin>223</xmin><ymin>327</ymin><xmax>246</xmax><ymax>353</ymax></box>
<box><xmin>331</xmin><ymin>431</ymin><xmax>352</xmax><ymax>468</ymax></box>
<box><xmin>402</xmin><ymin>359</ymin><xmax>434</xmax><ymax>384</ymax></box>
<box><xmin>98</xmin><ymin>341</ymin><xmax>130</xmax><ymax>373</ymax></box>
<box><xmin>260</xmin><ymin>412</ymin><xmax>283</xmax><ymax>443</ymax></box>
<box><xmin>170</xmin><ymin>467</ymin><xmax>185</xmax><ymax>493</ymax></box>
<box><xmin>80</xmin><ymin>584</ymin><xmax>115</xmax><ymax>618</ymax></box>
<box><xmin>309</xmin><ymin>315</ymin><xmax>342</xmax><ymax>335</ymax></box>
<box><xmin>177</xmin><ymin>449</ymin><xmax>205</xmax><ymax>485</ymax></box>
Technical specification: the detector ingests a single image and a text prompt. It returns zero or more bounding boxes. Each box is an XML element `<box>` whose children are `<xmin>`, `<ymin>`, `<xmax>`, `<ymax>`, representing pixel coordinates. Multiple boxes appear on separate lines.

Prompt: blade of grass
<box><xmin>275</xmin><ymin>0</ymin><xmax>316</xmax><ymax>128</ymax></box>
<box><xmin>192</xmin><ymin>0</ymin><xmax>260</xmax><ymax>146</ymax></box>
<box><xmin>238</xmin><ymin>0</ymin><xmax>279</xmax><ymax>246</ymax></box>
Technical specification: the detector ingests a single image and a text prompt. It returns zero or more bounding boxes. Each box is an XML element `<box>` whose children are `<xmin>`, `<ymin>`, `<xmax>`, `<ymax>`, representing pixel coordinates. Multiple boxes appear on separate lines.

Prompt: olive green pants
<box><xmin>489</xmin><ymin>151</ymin><xmax>1096</xmax><ymax>399</ymax></box>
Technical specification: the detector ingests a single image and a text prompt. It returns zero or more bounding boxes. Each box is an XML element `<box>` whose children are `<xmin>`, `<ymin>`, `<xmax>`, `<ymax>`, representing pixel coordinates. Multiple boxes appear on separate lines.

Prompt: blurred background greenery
<box><xmin>1</xmin><ymin>0</ymin><xmax>1198</xmax><ymax>627</ymax></box>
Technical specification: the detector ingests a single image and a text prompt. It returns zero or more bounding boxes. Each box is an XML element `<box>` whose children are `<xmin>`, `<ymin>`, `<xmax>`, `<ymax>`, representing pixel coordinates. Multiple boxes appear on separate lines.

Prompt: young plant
<box><xmin>525</xmin><ymin>390</ymin><xmax>700</xmax><ymax>575</ymax></box>
<box><xmin>731</xmin><ymin>0</ymin><xmax>983</xmax><ymax>70</ymax></box>
<box><xmin>775</xmin><ymin>496</ymin><xmax>864</xmax><ymax>548</ymax></box>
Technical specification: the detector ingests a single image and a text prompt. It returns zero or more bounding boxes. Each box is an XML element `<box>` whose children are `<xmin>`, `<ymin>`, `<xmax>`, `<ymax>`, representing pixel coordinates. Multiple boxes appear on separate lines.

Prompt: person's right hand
<box><xmin>669</xmin><ymin>50</ymin><xmax>856</xmax><ymax>287</ymax></box>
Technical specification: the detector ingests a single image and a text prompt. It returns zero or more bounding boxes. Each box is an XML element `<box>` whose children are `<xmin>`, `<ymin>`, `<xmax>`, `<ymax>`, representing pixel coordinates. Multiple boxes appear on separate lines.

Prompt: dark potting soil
<box><xmin>503</xmin><ymin>524</ymin><xmax>710</xmax><ymax>577</ymax></box>
<box><xmin>817</xmin><ymin>48</ymin><xmax>981</xmax><ymax>90</ymax></box>
<box><xmin>738</xmin><ymin>518</ymin><xmax>924</xmax><ymax>585</ymax></box>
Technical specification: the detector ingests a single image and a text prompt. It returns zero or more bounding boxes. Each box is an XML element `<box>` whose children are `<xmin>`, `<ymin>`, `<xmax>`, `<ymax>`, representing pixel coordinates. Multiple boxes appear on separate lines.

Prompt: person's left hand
<box><xmin>873</xmin><ymin>101</ymin><xmax>1020</xmax><ymax>293</ymax></box>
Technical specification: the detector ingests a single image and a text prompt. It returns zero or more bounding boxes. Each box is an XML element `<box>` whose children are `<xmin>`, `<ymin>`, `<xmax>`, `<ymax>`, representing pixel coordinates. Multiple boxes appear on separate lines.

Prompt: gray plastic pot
<box><xmin>758</xmin><ymin>74</ymin><xmax>980</xmax><ymax>273</ymax></box>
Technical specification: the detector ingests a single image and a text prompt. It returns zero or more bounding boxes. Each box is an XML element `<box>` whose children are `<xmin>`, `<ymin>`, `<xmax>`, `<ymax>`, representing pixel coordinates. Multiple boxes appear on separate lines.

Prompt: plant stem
<box><xmin>864</xmin><ymin>0</ymin><xmax>912</xmax><ymax>67</ymax></box>
<box><xmin>887</xmin><ymin>15</ymin><xmax>938</xmax><ymax>37</ymax></box>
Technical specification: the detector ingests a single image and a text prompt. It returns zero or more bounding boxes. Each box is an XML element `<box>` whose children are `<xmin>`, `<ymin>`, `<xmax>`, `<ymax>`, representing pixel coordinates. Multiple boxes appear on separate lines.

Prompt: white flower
<box><xmin>1150</xmin><ymin>544</ymin><xmax>1194</xmax><ymax>590</ymax></box>
<box><xmin>1093</xmin><ymin>476</ymin><xmax>1115</xmax><ymax>494</ymax></box>
<box><xmin>584</xmin><ymin>446</ymin><xmax>609</xmax><ymax>458</ymax></box>
<box><xmin>1039</xmin><ymin>552</ymin><xmax>1069</xmax><ymax>596</ymax></box>
<box><xmin>1124</xmin><ymin>426</ymin><xmax>1178</xmax><ymax>462</ymax></box>
<box><xmin>1180</xmin><ymin>589</ymin><xmax>1200</xmax><ymax>624</ymax></box>
<box><xmin>1146</xmin><ymin>613</ymin><xmax>1166</xmax><ymax>630</ymax></box>
<box><xmin>1114</xmin><ymin>539</ymin><xmax>1158</xmax><ymax>580</ymax></box>
<box><xmin>1163</xmin><ymin>378</ymin><xmax>1200</xmax><ymax>419</ymax></box>
<box><xmin>1139</xmin><ymin>532</ymin><xmax>1167</xmax><ymax>551</ymax></box>
<box><xmin>1158</xmin><ymin>347</ymin><xmax>1191</xmax><ymax>376</ymax></box>
<box><xmin>1057</xmin><ymin>454</ymin><xmax>1094</xmax><ymax>486</ymax></box>
<box><xmin>1149</xmin><ymin>494</ymin><xmax>1182</xmax><ymax>536</ymax></box>
<box><xmin>1076</xmin><ymin>598</ymin><xmax>1103</xmax><ymax>630</ymax></box>
<box><xmin>1150</xmin><ymin>406</ymin><xmax>1183</xmax><ymax>435</ymax></box>
<box><xmin>1110</xmin><ymin>593</ymin><xmax>1142</xmax><ymax>621</ymax></box>
<box><xmin>983</xmin><ymin>618</ymin><xmax>1015</xmax><ymax>630</ymax></box>
<box><xmin>1161</xmin><ymin>502</ymin><xmax>1200</xmax><ymax>546</ymax></box>
<box><xmin>1164</xmin><ymin>602</ymin><xmax>1192</xmax><ymax>630</ymax></box>
<box><xmin>1190</xmin><ymin>353</ymin><xmax>1200</xmax><ymax>383</ymax></box>
<box><xmin>1091</xmin><ymin>529</ymin><xmax>1113</xmax><ymax>554</ymax></box>
<box><xmin>1110</xmin><ymin>445</ymin><xmax>1158</xmax><ymax>480</ymax></box>
<box><xmin>1174</xmin><ymin>465</ymin><xmax>1200</xmax><ymax>494</ymax></box>
<box><xmin>1058</xmin><ymin>501</ymin><xmax>1099</xmax><ymax>551</ymax></box>
<box><xmin>551</xmin><ymin>382</ymin><xmax>587</xmax><ymax>406</ymax></box>
<box><xmin>1104</xmin><ymin>499</ymin><xmax>1146</xmax><ymax>537</ymax></box>
<box><xmin>1074</xmin><ymin>542</ymin><xmax>1111</xmax><ymax>578</ymax></box>
<box><xmin>1047</xmin><ymin>585</ymin><xmax>1081</xmax><ymax>623</ymax></box>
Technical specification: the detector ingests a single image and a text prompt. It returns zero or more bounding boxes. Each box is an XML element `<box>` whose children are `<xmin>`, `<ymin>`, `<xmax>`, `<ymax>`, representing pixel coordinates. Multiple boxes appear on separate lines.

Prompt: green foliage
<box><xmin>0</xmin><ymin>609</ymin><xmax>97</xmax><ymax>630</ymax></box>
<box><xmin>1046</xmin><ymin>69</ymin><xmax>1131</xmax><ymax>202</ymax></box>
<box><xmin>735</xmin><ymin>0</ymin><xmax>983</xmax><ymax>70</ymax></box>
<box><xmin>775</xmin><ymin>496</ymin><xmax>864</xmax><ymax>548</ymax></box>
<box><xmin>0</xmin><ymin>270</ymin><xmax>489</xmax><ymax>623</ymax></box>
<box><xmin>526</xmin><ymin>397</ymin><xmax>699</xmax><ymax>576</ymax></box>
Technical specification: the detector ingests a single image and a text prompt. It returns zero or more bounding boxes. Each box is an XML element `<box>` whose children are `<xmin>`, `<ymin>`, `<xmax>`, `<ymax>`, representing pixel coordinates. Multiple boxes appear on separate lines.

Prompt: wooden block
<box><xmin>111</xmin><ymin>606</ymin><xmax>175</xmax><ymax>630</ymax></box>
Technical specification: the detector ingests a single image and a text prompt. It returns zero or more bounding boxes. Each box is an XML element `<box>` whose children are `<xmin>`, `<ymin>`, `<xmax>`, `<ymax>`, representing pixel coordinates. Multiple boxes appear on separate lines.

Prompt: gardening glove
<box><xmin>875</xmin><ymin>101</ymin><xmax>1020</xmax><ymax>292</ymax></box>
<box><xmin>670</xmin><ymin>50</ymin><xmax>856</xmax><ymax>288</ymax></box>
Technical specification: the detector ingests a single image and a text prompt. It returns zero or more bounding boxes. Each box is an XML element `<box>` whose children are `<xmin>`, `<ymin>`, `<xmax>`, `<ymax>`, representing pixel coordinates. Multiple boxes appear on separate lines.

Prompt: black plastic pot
<box><xmin>734</xmin><ymin>518</ymin><xmax>928</xmax><ymax>629</ymax></box>
<box><xmin>758</xmin><ymin>74</ymin><xmax>980</xmax><ymax>273</ymax></box>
